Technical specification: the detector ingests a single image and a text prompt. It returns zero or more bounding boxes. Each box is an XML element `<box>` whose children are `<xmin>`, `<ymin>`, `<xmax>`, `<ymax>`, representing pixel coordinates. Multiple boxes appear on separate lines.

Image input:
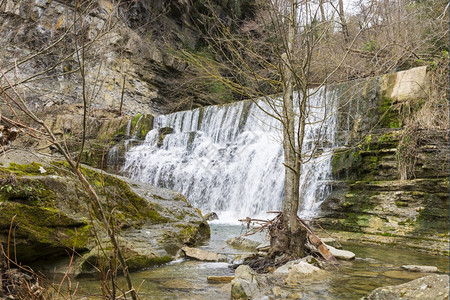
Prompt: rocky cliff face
<box><xmin>319</xmin><ymin>67</ymin><xmax>449</xmax><ymax>254</ymax></box>
<box><xmin>0</xmin><ymin>0</ymin><xmax>255</xmax><ymax>115</ymax></box>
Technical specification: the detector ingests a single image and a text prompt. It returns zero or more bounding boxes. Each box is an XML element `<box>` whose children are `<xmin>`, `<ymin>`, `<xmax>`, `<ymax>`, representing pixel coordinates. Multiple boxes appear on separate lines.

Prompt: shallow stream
<box><xmin>69</xmin><ymin>224</ymin><xmax>448</xmax><ymax>299</ymax></box>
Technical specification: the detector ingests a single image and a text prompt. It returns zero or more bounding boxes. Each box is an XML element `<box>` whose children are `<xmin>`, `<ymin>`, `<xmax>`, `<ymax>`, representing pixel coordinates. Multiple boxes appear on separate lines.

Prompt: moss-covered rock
<box><xmin>0</xmin><ymin>149</ymin><xmax>209</xmax><ymax>272</ymax></box>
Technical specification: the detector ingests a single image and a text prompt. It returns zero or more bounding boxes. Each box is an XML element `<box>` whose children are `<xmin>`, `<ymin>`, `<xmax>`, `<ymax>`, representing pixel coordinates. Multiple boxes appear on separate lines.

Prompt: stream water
<box><xmin>70</xmin><ymin>224</ymin><xmax>448</xmax><ymax>300</ymax></box>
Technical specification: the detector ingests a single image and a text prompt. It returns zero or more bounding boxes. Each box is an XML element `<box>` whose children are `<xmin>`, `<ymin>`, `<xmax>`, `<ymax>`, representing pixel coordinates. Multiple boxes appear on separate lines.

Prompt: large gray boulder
<box><xmin>362</xmin><ymin>274</ymin><xmax>449</xmax><ymax>300</ymax></box>
<box><xmin>0</xmin><ymin>150</ymin><xmax>209</xmax><ymax>274</ymax></box>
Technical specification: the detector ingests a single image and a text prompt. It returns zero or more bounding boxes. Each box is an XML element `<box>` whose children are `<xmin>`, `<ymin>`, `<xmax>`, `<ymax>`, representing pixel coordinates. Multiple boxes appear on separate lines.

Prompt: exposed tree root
<box><xmin>239</xmin><ymin>211</ymin><xmax>339</xmax><ymax>267</ymax></box>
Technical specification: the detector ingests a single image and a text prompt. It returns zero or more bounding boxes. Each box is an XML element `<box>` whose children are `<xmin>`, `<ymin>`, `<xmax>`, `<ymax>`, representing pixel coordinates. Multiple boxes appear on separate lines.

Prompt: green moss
<box><xmin>136</xmin><ymin>114</ymin><xmax>153</xmax><ymax>140</ymax></box>
<box><xmin>78</xmin><ymin>165</ymin><xmax>168</xmax><ymax>224</ymax></box>
<box><xmin>377</xmin><ymin>97</ymin><xmax>402</xmax><ymax>128</ymax></box>
<box><xmin>0</xmin><ymin>162</ymin><xmax>56</xmax><ymax>176</ymax></box>
<box><xmin>395</xmin><ymin>201</ymin><xmax>409</xmax><ymax>207</ymax></box>
<box><xmin>127</xmin><ymin>255</ymin><xmax>172</xmax><ymax>270</ymax></box>
<box><xmin>197</xmin><ymin>107</ymin><xmax>204</xmax><ymax>130</ymax></box>
<box><xmin>62</xmin><ymin>224</ymin><xmax>91</xmax><ymax>249</ymax></box>
<box><xmin>131</xmin><ymin>114</ymin><xmax>142</xmax><ymax>129</ymax></box>
<box><xmin>175</xmin><ymin>222</ymin><xmax>210</xmax><ymax>244</ymax></box>
<box><xmin>0</xmin><ymin>201</ymin><xmax>88</xmax><ymax>249</ymax></box>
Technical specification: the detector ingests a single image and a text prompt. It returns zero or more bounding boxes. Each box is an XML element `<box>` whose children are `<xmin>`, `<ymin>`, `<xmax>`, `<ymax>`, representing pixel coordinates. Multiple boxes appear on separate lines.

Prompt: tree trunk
<box><xmin>338</xmin><ymin>0</ymin><xmax>350</xmax><ymax>43</ymax></box>
<box><xmin>269</xmin><ymin>0</ymin><xmax>307</xmax><ymax>258</ymax></box>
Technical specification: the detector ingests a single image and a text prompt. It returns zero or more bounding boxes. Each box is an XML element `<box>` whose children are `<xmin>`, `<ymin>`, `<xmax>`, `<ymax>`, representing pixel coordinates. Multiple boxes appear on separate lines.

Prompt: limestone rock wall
<box><xmin>0</xmin><ymin>0</ymin><xmax>255</xmax><ymax>116</ymax></box>
<box><xmin>319</xmin><ymin>67</ymin><xmax>449</xmax><ymax>254</ymax></box>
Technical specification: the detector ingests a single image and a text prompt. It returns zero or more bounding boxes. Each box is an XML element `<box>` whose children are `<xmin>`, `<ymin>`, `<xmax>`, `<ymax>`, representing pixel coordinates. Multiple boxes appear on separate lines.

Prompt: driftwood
<box><xmin>239</xmin><ymin>212</ymin><xmax>339</xmax><ymax>265</ymax></box>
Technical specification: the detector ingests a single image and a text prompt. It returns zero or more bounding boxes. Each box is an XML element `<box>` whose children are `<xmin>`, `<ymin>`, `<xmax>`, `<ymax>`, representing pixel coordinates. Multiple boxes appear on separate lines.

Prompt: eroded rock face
<box><xmin>0</xmin><ymin>0</ymin><xmax>256</xmax><ymax>115</ymax></box>
<box><xmin>361</xmin><ymin>274</ymin><xmax>449</xmax><ymax>300</ymax></box>
<box><xmin>319</xmin><ymin>67</ymin><xmax>449</xmax><ymax>254</ymax></box>
<box><xmin>0</xmin><ymin>149</ymin><xmax>209</xmax><ymax>273</ymax></box>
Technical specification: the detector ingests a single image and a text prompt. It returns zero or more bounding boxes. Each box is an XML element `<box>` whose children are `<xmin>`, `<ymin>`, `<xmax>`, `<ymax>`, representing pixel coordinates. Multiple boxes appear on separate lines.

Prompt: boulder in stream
<box><xmin>227</xmin><ymin>236</ymin><xmax>260</xmax><ymax>251</ymax></box>
<box><xmin>285</xmin><ymin>262</ymin><xmax>327</xmax><ymax>284</ymax></box>
<box><xmin>181</xmin><ymin>246</ymin><xmax>227</xmax><ymax>262</ymax></box>
<box><xmin>362</xmin><ymin>274</ymin><xmax>449</xmax><ymax>300</ymax></box>
<box><xmin>204</xmin><ymin>212</ymin><xmax>219</xmax><ymax>221</ymax></box>
<box><xmin>325</xmin><ymin>244</ymin><xmax>356</xmax><ymax>260</ymax></box>
<box><xmin>231</xmin><ymin>265</ymin><xmax>275</xmax><ymax>299</ymax></box>
<box><xmin>0</xmin><ymin>150</ymin><xmax>209</xmax><ymax>275</ymax></box>
<box><xmin>400</xmin><ymin>265</ymin><xmax>438</xmax><ymax>273</ymax></box>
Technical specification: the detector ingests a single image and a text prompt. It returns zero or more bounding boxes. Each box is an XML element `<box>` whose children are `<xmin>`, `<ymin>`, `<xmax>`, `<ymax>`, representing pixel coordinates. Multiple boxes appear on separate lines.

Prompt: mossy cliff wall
<box><xmin>319</xmin><ymin>67</ymin><xmax>449</xmax><ymax>255</ymax></box>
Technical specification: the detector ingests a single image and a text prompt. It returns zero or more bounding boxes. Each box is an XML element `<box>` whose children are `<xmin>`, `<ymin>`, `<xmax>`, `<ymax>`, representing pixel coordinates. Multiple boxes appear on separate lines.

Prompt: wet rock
<box><xmin>227</xmin><ymin>237</ymin><xmax>260</xmax><ymax>251</ymax></box>
<box><xmin>231</xmin><ymin>253</ymin><xmax>256</xmax><ymax>264</ymax></box>
<box><xmin>207</xmin><ymin>276</ymin><xmax>235</xmax><ymax>283</ymax></box>
<box><xmin>285</xmin><ymin>262</ymin><xmax>326</xmax><ymax>284</ymax></box>
<box><xmin>362</xmin><ymin>274</ymin><xmax>449</xmax><ymax>300</ymax></box>
<box><xmin>382</xmin><ymin>270</ymin><xmax>423</xmax><ymax>280</ymax></box>
<box><xmin>401</xmin><ymin>265</ymin><xmax>438</xmax><ymax>273</ymax></box>
<box><xmin>325</xmin><ymin>244</ymin><xmax>355</xmax><ymax>260</ymax></box>
<box><xmin>181</xmin><ymin>246</ymin><xmax>227</xmax><ymax>262</ymax></box>
<box><xmin>273</xmin><ymin>259</ymin><xmax>303</xmax><ymax>275</ymax></box>
<box><xmin>231</xmin><ymin>265</ymin><xmax>272</xmax><ymax>299</ymax></box>
<box><xmin>204</xmin><ymin>212</ymin><xmax>219</xmax><ymax>221</ymax></box>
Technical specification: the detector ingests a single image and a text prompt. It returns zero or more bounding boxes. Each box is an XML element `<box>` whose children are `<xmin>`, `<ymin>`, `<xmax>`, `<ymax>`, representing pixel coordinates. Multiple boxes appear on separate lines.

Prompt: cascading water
<box><xmin>123</xmin><ymin>87</ymin><xmax>338</xmax><ymax>223</ymax></box>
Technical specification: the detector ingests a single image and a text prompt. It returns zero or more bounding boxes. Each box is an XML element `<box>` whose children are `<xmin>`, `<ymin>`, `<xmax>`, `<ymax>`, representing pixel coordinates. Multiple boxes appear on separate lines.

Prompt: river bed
<box><xmin>58</xmin><ymin>224</ymin><xmax>448</xmax><ymax>299</ymax></box>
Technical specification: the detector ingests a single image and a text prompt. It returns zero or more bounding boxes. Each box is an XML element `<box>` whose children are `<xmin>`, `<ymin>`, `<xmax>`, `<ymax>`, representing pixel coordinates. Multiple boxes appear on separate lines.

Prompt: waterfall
<box><xmin>123</xmin><ymin>87</ymin><xmax>337</xmax><ymax>223</ymax></box>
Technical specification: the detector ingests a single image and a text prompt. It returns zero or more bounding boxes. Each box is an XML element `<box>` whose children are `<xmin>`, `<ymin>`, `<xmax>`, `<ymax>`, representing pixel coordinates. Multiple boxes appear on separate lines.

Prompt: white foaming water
<box><xmin>123</xmin><ymin>87</ymin><xmax>337</xmax><ymax>223</ymax></box>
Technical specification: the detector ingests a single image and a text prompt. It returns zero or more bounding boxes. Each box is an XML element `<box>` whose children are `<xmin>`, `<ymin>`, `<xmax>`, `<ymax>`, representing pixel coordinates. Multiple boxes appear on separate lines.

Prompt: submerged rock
<box><xmin>204</xmin><ymin>212</ymin><xmax>219</xmax><ymax>221</ymax></box>
<box><xmin>207</xmin><ymin>276</ymin><xmax>235</xmax><ymax>283</ymax></box>
<box><xmin>400</xmin><ymin>265</ymin><xmax>438</xmax><ymax>273</ymax></box>
<box><xmin>0</xmin><ymin>150</ymin><xmax>209</xmax><ymax>273</ymax></box>
<box><xmin>231</xmin><ymin>265</ymin><xmax>267</xmax><ymax>299</ymax></box>
<box><xmin>362</xmin><ymin>274</ymin><xmax>449</xmax><ymax>300</ymax></box>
